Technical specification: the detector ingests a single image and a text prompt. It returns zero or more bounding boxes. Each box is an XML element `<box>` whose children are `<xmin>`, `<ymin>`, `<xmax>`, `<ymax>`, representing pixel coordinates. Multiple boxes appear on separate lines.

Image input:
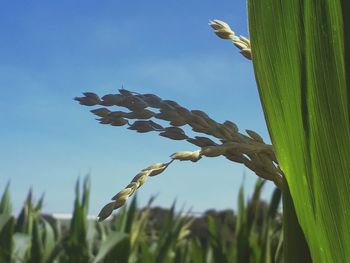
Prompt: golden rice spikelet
<box><xmin>111</xmin><ymin>188</ymin><xmax>133</xmax><ymax>201</ymax></box>
<box><xmin>209</xmin><ymin>19</ymin><xmax>252</xmax><ymax>60</ymax></box>
<box><xmin>200</xmin><ymin>145</ymin><xmax>229</xmax><ymax>157</ymax></box>
<box><xmin>143</xmin><ymin>162</ymin><xmax>170</xmax><ymax>177</ymax></box>
<box><xmin>98</xmin><ymin>202</ymin><xmax>115</xmax><ymax>222</ymax></box>
<box><xmin>170</xmin><ymin>150</ymin><xmax>201</xmax><ymax>162</ymax></box>
<box><xmin>246</xmin><ymin>129</ymin><xmax>265</xmax><ymax>143</ymax></box>
<box><xmin>208</xmin><ymin>19</ymin><xmax>237</xmax><ymax>40</ymax></box>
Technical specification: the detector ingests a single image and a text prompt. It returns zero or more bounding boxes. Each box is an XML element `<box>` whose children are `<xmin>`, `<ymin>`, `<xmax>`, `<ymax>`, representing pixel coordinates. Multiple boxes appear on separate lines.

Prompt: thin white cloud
<box><xmin>118</xmin><ymin>54</ymin><xmax>253</xmax><ymax>96</ymax></box>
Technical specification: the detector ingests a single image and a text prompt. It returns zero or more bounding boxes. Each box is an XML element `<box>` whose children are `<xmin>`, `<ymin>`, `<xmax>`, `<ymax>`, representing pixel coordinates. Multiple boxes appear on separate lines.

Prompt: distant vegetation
<box><xmin>0</xmin><ymin>177</ymin><xmax>282</xmax><ymax>263</ymax></box>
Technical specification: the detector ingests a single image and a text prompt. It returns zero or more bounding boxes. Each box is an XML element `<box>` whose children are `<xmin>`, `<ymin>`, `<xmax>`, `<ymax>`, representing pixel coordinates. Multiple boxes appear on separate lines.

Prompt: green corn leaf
<box><xmin>65</xmin><ymin>177</ymin><xmax>90</xmax><ymax>263</ymax></box>
<box><xmin>154</xmin><ymin>228</ymin><xmax>173</xmax><ymax>263</ymax></box>
<box><xmin>139</xmin><ymin>240</ymin><xmax>154</xmax><ymax>263</ymax></box>
<box><xmin>0</xmin><ymin>186</ymin><xmax>15</xmax><ymax>262</ymax></box>
<box><xmin>0</xmin><ymin>182</ymin><xmax>12</xmax><ymax>216</ymax></box>
<box><xmin>189</xmin><ymin>238</ymin><xmax>204</xmax><ymax>263</ymax></box>
<box><xmin>274</xmin><ymin>230</ymin><xmax>283</xmax><ymax>263</ymax></box>
<box><xmin>267</xmin><ymin>188</ymin><xmax>281</xmax><ymax>220</ymax></box>
<box><xmin>114</xmin><ymin>205</ymin><xmax>128</xmax><ymax>232</ymax></box>
<box><xmin>152</xmin><ymin>203</ymin><xmax>193</xmax><ymax>263</ymax></box>
<box><xmin>129</xmin><ymin>204</ymin><xmax>151</xmax><ymax>257</ymax></box>
<box><xmin>263</xmin><ymin>231</ymin><xmax>272</xmax><ymax>263</ymax></box>
<box><xmin>207</xmin><ymin>216</ymin><xmax>229</xmax><ymax>263</ymax></box>
<box><xmin>260</xmin><ymin>187</ymin><xmax>282</xmax><ymax>263</ymax></box>
<box><xmin>247</xmin><ymin>179</ymin><xmax>264</xmax><ymax>231</ymax></box>
<box><xmin>235</xmin><ymin>179</ymin><xmax>265</xmax><ymax>263</ymax></box>
<box><xmin>35</xmin><ymin>193</ymin><xmax>45</xmax><ymax>212</ymax></box>
<box><xmin>95</xmin><ymin>219</ymin><xmax>108</xmax><ymax>241</ymax></box>
<box><xmin>82</xmin><ymin>176</ymin><xmax>90</xmax><ymax>215</ymax></box>
<box><xmin>41</xmin><ymin>219</ymin><xmax>57</xmax><ymax>262</ymax></box>
<box><xmin>28</xmin><ymin>219</ymin><xmax>44</xmax><ymax>263</ymax></box>
<box><xmin>235</xmin><ymin>181</ymin><xmax>245</xmax><ymax>234</ymax></box>
<box><xmin>15</xmin><ymin>189</ymin><xmax>36</xmax><ymax>235</ymax></box>
<box><xmin>248</xmin><ymin>0</ymin><xmax>350</xmax><ymax>261</ymax></box>
<box><xmin>86</xmin><ymin>220</ymin><xmax>97</xmax><ymax>255</ymax></box>
<box><xmin>92</xmin><ymin>232</ymin><xmax>129</xmax><ymax>263</ymax></box>
<box><xmin>0</xmin><ymin>216</ymin><xmax>14</xmax><ymax>263</ymax></box>
<box><xmin>124</xmin><ymin>194</ymin><xmax>137</xmax><ymax>234</ymax></box>
<box><xmin>12</xmin><ymin>233</ymin><xmax>32</xmax><ymax>263</ymax></box>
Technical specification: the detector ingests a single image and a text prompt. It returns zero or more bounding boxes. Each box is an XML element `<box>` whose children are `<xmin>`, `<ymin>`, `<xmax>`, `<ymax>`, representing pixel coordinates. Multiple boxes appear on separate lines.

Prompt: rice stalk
<box><xmin>209</xmin><ymin>19</ymin><xmax>252</xmax><ymax>60</ymax></box>
<box><xmin>75</xmin><ymin>22</ymin><xmax>283</xmax><ymax>221</ymax></box>
<box><xmin>75</xmin><ymin>90</ymin><xmax>281</xmax><ymax>181</ymax></box>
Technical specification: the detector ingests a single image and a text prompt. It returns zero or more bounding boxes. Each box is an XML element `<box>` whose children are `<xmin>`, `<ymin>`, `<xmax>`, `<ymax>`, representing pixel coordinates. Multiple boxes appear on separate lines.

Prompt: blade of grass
<box><xmin>207</xmin><ymin>215</ymin><xmax>229</xmax><ymax>263</ymax></box>
<box><xmin>28</xmin><ymin>219</ymin><xmax>44</xmax><ymax>263</ymax></box>
<box><xmin>0</xmin><ymin>216</ymin><xmax>14</xmax><ymax>263</ymax></box>
<box><xmin>248</xmin><ymin>0</ymin><xmax>350</xmax><ymax>261</ymax></box>
<box><xmin>65</xmin><ymin>177</ymin><xmax>90</xmax><ymax>263</ymax></box>
<box><xmin>92</xmin><ymin>232</ymin><xmax>129</xmax><ymax>263</ymax></box>
<box><xmin>41</xmin><ymin>219</ymin><xmax>56</xmax><ymax>262</ymax></box>
<box><xmin>0</xmin><ymin>182</ymin><xmax>12</xmax><ymax>216</ymax></box>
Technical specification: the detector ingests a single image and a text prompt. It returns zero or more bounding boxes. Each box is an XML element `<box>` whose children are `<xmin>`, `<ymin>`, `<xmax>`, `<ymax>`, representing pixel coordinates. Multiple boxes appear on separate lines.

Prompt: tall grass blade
<box><xmin>236</xmin><ymin>179</ymin><xmax>264</xmax><ymax>262</ymax></box>
<box><xmin>65</xmin><ymin>177</ymin><xmax>90</xmax><ymax>263</ymax></box>
<box><xmin>124</xmin><ymin>194</ymin><xmax>137</xmax><ymax>234</ymax></box>
<box><xmin>92</xmin><ymin>232</ymin><xmax>129</xmax><ymax>263</ymax></box>
<box><xmin>0</xmin><ymin>216</ymin><xmax>14</xmax><ymax>262</ymax></box>
<box><xmin>28</xmin><ymin>219</ymin><xmax>44</xmax><ymax>263</ymax></box>
<box><xmin>248</xmin><ymin>0</ymin><xmax>350</xmax><ymax>261</ymax></box>
<box><xmin>0</xmin><ymin>182</ymin><xmax>12</xmax><ymax>216</ymax></box>
<box><xmin>189</xmin><ymin>238</ymin><xmax>204</xmax><ymax>263</ymax></box>
<box><xmin>207</xmin><ymin>216</ymin><xmax>229</xmax><ymax>263</ymax></box>
<box><xmin>41</xmin><ymin>219</ymin><xmax>56</xmax><ymax>262</ymax></box>
<box><xmin>0</xmin><ymin>182</ymin><xmax>14</xmax><ymax>262</ymax></box>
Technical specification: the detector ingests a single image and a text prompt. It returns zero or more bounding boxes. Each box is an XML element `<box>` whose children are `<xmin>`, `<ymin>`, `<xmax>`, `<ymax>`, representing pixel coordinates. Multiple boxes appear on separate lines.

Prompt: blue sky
<box><xmin>0</xmin><ymin>0</ymin><xmax>274</xmax><ymax>215</ymax></box>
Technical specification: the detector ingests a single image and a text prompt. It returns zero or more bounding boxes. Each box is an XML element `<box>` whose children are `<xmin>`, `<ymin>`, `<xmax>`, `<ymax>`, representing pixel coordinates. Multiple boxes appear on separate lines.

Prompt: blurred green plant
<box><xmin>0</xmin><ymin>177</ymin><xmax>281</xmax><ymax>263</ymax></box>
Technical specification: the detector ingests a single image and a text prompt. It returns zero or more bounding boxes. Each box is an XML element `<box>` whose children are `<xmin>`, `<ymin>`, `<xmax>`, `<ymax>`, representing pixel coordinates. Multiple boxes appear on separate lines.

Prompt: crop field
<box><xmin>0</xmin><ymin>178</ymin><xmax>282</xmax><ymax>263</ymax></box>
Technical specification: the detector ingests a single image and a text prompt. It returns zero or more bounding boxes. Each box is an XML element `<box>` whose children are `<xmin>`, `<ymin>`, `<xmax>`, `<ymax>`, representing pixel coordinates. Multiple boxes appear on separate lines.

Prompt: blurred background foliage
<box><xmin>0</xmin><ymin>177</ymin><xmax>282</xmax><ymax>263</ymax></box>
